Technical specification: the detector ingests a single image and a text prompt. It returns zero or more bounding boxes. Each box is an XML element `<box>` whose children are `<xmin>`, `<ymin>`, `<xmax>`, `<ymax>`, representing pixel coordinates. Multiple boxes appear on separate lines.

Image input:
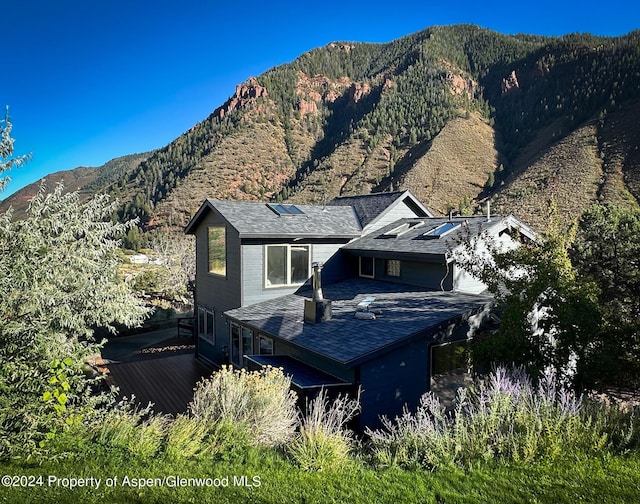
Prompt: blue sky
<box><xmin>1</xmin><ymin>0</ymin><xmax>637</xmax><ymax>198</ymax></box>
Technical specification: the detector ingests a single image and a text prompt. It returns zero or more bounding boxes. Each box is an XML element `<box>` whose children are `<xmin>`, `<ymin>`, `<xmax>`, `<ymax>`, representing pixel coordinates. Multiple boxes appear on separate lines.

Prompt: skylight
<box><xmin>267</xmin><ymin>203</ymin><xmax>305</xmax><ymax>216</ymax></box>
<box><xmin>381</xmin><ymin>221</ymin><xmax>425</xmax><ymax>238</ymax></box>
<box><xmin>422</xmin><ymin>222</ymin><xmax>460</xmax><ymax>238</ymax></box>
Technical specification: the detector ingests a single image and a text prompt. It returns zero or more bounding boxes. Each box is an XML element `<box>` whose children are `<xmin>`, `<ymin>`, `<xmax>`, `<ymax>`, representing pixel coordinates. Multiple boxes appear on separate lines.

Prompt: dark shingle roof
<box><xmin>328</xmin><ymin>191</ymin><xmax>408</xmax><ymax>228</ymax></box>
<box><xmin>225</xmin><ymin>278</ymin><xmax>492</xmax><ymax>367</ymax></box>
<box><xmin>342</xmin><ymin>216</ymin><xmax>508</xmax><ymax>258</ymax></box>
<box><xmin>187</xmin><ymin>199</ymin><xmax>362</xmax><ymax>238</ymax></box>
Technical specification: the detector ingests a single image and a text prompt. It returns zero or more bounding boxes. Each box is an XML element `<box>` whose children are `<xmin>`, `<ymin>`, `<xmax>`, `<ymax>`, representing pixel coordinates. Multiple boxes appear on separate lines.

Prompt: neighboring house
<box><xmin>184</xmin><ymin>191</ymin><xmax>535</xmax><ymax>429</ymax></box>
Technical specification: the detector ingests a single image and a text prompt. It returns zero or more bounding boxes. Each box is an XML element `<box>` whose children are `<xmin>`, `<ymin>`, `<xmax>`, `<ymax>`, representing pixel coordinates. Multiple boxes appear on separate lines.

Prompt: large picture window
<box><xmin>265</xmin><ymin>244</ymin><xmax>310</xmax><ymax>287</ymax></box>
<box><xmin>208</xmin><ymin>226</ymin><xmax>226</xmax><ymax>276</ymax></box>
<box><xmin>430</xmin><ymin>340</ymin><xmax>471</xmax><ymax>408</ymax></box>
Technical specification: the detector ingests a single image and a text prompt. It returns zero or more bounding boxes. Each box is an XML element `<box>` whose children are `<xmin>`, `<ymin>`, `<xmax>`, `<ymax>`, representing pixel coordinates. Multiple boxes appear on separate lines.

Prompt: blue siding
<box><xmin>358</xmin><ymin>339</ymin><xmax>429</xmax><ymax>429</ymax></box>
<box><xmin>194</xmin><ymin>211</ymin><xmax>241</xmax><ymax>364</ymax></box>
<box><xmin>353</xmin><ymin>255</ymin><xmax>452</xmax><ymax>290</ymax></box>
<box><xmin>241</xmin><ymin>242</ymin><xmax>351</xmax><ymax>307</ymax></box>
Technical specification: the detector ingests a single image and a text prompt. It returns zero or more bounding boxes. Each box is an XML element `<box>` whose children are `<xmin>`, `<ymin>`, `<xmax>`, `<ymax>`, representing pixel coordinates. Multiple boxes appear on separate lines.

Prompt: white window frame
<box><xmin>264</xmin><ymin>244</ymin><xmax>311</xmax><ymax>288</ymax></box>
<box><xmin>230</xmin><ymin>323</ymin><xmax>256</xmax><ymax>367</ymax></box>
<box><xmin>359</xmin><ymin>256</ymin><xmax>375</xmax><ymax>279</ymax></box>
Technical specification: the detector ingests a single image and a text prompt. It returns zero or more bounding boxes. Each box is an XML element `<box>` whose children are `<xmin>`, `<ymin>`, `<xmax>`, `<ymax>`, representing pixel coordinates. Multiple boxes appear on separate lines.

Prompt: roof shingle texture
<box><xmin>327</xmin><ymin>191</ymin><xmax>406</xmax><ymax>228</ymax></box>
<box><xmin>225</xmin><ymin>278</ymin><xmax>492</xmax><ymax>366</ymax></box>
<box><xmin>207</xmin><ymin>199</ymin><xmax>362</xmax><ymax>238</ymax></box>
<box><xmin>342</xmin><ymin>216</ymin><xmax>504</xmax><ymax>257</ymax></box>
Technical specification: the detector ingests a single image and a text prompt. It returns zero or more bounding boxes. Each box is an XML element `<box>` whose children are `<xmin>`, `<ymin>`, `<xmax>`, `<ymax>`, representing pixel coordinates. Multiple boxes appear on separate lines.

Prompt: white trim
<box><xmin>359</xmin><ymin>256</ymin><xmax>375</xmax><ymax>278</ymax></box>
<box><xmin>264</xmin><ymin>244</ymin><xmax>311</xmax><ymax>288</ymax></box>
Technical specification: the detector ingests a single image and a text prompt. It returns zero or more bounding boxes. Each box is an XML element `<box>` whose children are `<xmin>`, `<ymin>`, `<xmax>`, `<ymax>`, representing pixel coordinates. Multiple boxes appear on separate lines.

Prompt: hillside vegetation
<box><xmin>4</xmin><ymin>25</ymin><xmax>640</xmax><ymax>232</ymax></box>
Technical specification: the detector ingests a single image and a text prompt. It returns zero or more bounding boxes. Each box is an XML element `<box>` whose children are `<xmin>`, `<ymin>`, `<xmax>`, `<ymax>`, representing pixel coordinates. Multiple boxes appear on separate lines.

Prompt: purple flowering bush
<box><xmin>367</xmin><ymin>366</ymin><xmax>639</xmax><ymax>469</ymax></box>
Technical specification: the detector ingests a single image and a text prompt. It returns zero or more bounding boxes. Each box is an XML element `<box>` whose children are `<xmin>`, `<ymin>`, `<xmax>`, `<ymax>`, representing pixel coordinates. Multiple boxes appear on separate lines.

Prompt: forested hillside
<box><xmin>3</xmin><ymin>25</ymin><xmax>639</xmax><ymax>232</ymax></box>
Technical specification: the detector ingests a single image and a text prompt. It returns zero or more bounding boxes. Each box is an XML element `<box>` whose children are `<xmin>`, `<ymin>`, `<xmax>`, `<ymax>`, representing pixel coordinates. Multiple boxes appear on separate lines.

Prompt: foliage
<box><xmin>146</xmin><ymin>229</ymin><xmax>195</xmax><ymax>302</ymax></box>
<box><xmin>288</xmin><ymin>389</ymin><xmax>360</xmax><ymax>471</ymax></box>
<box><xmin>570</xmin><ymin>204</ymin><xmax>640</xmax><ymax>387</ymax></box>
<box><xmin>366</xmin><ymin>366</ymin><xmax>639</xmax><ymax>470</ymax></box>
<box><xmin>0</xmin><ymin>121</ymin><xmax>150</xmax><ymax>457</ymax></box>
<box><xmin>0</xmin><ymin>109</ymin><xmax>31</xmax><ymax>193</ymax></box>
<box><xmin>453</xmin><ymin>212</ymin><xmax>601</xmax><ymax>387</ymax></box>
<box><xmin>189</xmin><ymin>365</ymin><xmax>298</xmax><ymax>447</ymax></box>
<box><xmin>4</xmin><ymin>444</ymin><xmax>640</xmax><ymax>504</ymax></box>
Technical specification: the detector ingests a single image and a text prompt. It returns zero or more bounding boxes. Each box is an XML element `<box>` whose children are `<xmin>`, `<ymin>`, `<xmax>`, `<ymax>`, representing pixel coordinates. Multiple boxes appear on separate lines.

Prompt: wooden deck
<box><xmin>107</xmin><ymin>353</ymin><xmax>213</xmax><ymax>416</ymax></box>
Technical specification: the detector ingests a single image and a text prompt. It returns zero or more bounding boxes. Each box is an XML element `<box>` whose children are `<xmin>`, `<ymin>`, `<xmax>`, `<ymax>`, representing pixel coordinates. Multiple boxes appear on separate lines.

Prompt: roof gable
<box><xmin>328</xmin><ymin>190</ymin><xmax>432</xmax><ymax>231</ymax></box>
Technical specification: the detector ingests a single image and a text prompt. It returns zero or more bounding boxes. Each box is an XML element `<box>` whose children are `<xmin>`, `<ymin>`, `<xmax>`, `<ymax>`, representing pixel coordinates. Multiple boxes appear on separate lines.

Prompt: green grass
<box><xmin>2</xmin><ymin>449</ymin><xmax>639</xmax><ymax>503</ymax></box>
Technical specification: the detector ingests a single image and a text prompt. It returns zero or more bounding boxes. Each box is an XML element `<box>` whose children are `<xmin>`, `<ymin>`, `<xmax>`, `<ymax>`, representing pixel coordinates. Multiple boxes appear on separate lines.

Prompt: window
<box><xmin>206</xmin><ymin>311</ymin><xmax>214</xmax><ymax>344</ymax></box>
<box><xmin>359</xmin><ymin>256</ymin><xmax>375</xmax><ymax>278</ymax></box>
<box><xmin>231</xmin><ymin>323</ymin><xmax>240</xmax><ymax>367</ymax></box>
<box><xmin>230</xmin><ymin>323</ymin><xmax>255</xmax><ymax>367</ymax></box>
<box><xmin>207</xmin><ymin>226</ymin><xmax>226</xmax><ymax>276</ymax></box>
<box><xmin>198</xmin><ymin>308</ymin><xmax>205</xmax><ymax>338</ymax></box>
<box><xmin>422</xmin><ymin>222</ymin><xmax>460</xmax><ymax>239</ymax></box>
<box><xmin>198</xmin><ymin>307</ymin><xmax>215</xmax><ymax>344</ymax></box>
<box><xmin>266</xmin><ymin>203</ymin><xmax>305</xmax><ymax>216</ymax></box>
<box><xmin>242</xmin><ymin>326</ymin><xmax>253</xmax><ymax>367</ymax></box>
<box><xmin>386</xmin><ymin>259</ymin><xmax>401</xmax><ymax>277</ymax></box>
<box><xmin>265</xmin><ymin>244</ymin><xmax>310</xmax><ymax>287</ymax></box>
<box><xmin>258</xmin><ymin>335</ymin><xmax>274</xmax><ymax>355</ymax></box>
<box><xmin>430</xmin><ymin>341</ymin><xmax>471</xmax><ymax>408</ymax></box>
<box><xmin>381</xmin><ymin>221</ymin><xmax>425</xmax><ymax>237</ymax></box>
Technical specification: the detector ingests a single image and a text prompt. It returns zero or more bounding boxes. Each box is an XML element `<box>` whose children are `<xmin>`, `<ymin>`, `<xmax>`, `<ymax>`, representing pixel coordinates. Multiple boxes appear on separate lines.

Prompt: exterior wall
<box><xmin>452</xmin><ymin>264</ymin><xmax>487</xmax><ymax>294</ymax></box>
<box><xmin>353</xmin><ymin>254</ymin><xmax>452</xmax><ymax>290</ymax></box>
<box><xmin>194</xmin><ymin>211</ymin><xmax>241</xmax><ymax>364</ymax></box>
<box><xmin>451</xmin><ymin>230</ymin><xmax>519</xmax><ymax>294</ymax></box>
<box><xmin>358</xmin><ymin>338</ymin><xmax>430</xmax><ymax>429</ymax></box>
<box><xmin>364</xmin><ymin>198</ymin><xmax>427</xmax><ymax>234</ymax></box>
<box><xmin>241</xmin><ymin>241</ymin><xmax>351</xmax><ymax>307</ymax></box>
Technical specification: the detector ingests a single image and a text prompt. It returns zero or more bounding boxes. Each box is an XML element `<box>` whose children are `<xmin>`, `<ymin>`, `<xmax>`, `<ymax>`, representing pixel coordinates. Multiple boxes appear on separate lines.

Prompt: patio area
<box><xmin>99</xmin><ymin>328</ymin><xmax>212</xmax><ymax>416</ymax></box>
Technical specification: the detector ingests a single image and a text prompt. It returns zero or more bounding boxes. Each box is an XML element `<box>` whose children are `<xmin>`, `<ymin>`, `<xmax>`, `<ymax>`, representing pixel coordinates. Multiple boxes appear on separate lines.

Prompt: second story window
<box><xmin>265</xmin><ymin>244</ymin><xmax>310</xmax><ymax>287</ymax></box>
<box><xmin>208</xmin><ymin>226</ymin><xmax>226</xmax><ymax>276</ymax></box>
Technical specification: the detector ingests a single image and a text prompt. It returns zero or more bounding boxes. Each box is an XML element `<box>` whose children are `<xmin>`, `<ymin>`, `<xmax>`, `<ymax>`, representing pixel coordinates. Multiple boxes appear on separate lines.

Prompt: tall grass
<box><xmin>367</xmin><ymin>366</ymin><xmax>639</xmax><ymax>469</ymax></box>
<box><xmin>288</xmin><ymin>389</ymin><xmax>360</xmax><ymax>471</ymax></box>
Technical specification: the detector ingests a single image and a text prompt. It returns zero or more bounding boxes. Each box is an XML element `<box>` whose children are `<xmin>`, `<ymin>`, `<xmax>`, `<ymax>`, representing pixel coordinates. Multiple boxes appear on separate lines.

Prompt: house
<box><xmin>184</xmin><ymin>191</ymin><xmax>535</xmax><ymax>429</ymax></box>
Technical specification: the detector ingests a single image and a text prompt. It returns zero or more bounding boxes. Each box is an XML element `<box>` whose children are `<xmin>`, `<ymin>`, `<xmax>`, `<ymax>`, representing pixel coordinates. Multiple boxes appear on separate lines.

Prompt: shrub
<box><xmin>90</xmin><ymin>402</ymin><xmax>166</xmax><ymax>459</ymax></box>
<box><xmin>288</xmin><ymin>389</ymin><xmax>361</xmax><ymax>471</ymax></box>
<box><xmin>164</xmin><ymin>415</ymin><xmax>209</xmax><ymax>461</ymax></box>
<box><xmin>189</xmin><ymin>365</ymin><xmax>298</xmax><ymax>447</ymax></box>
<box><xmin>367</xmin><ymin>366</ymin><xmax>639</xmax><ymax>470</ymax></box>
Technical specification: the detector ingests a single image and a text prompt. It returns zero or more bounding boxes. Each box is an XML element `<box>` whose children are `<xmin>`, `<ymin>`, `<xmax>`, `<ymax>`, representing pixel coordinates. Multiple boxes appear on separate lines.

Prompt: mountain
<box><xmin>3</xmin><ymin>25</ymin><xmax>640</xmax><ymax>232</ymax></box>
<box><xmin>0</xmin><ymin>152</ymin><xmax>152</xmax><ymax>219</ymax></box>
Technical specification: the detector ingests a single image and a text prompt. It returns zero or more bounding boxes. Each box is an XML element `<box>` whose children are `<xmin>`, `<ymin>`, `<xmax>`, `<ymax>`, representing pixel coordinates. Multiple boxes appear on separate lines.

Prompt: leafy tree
<box><xmin>570</xmin><ymin>205</ymin><xmax>640</xmax><ymax>387</ymax></box>
<box><xmin>453</xmin><ymin>212</ymin><xmax>601</xmax><ymax>388</ymax></box>
<box><xmin>0</xmin><ymin>118</ymin><xmax>150</xmax><ymax>456</ymax></box>
<box><xmin>0</xmin><ymin>109</ymin><xmax>30</xmax><ymax>192</ymax></box>
<box><xmin>148</xmin><ymin>229</ymin><xmax>195</xmax><ymax>303</ymax></box>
